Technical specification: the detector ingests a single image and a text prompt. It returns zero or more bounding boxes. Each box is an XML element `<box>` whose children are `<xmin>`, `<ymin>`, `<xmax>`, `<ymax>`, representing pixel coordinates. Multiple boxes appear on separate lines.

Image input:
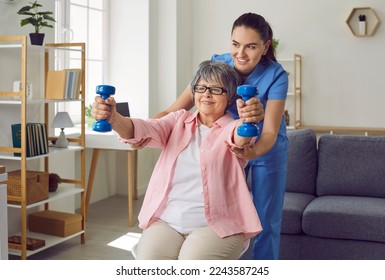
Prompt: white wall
<box><xmin>107</xmin><ymin>0</ymin><xmax>159</xmax><ymax>199</ymax></box>
<box><xmin>105</xmin><ymin>0</ymin><xmax>192</xmax><ymax>199</ymax></box>
<box><xmin>109</xmin><ymin>0</ymin><xmax>149</xmax><ymax>120</ymax></box>
<box><xmin>0</xmin><ymin>0</ymin><xmax>55</xmax><ymax>41</ymax></box>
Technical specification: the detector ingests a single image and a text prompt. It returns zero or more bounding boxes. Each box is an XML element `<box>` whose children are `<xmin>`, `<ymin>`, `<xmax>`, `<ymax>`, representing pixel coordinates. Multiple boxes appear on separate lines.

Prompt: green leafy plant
<box><xmin>85</xmin><ymin>104</ymin><xmax>95</xmax><ymax>128</ymax></box>
<box><xmin>272</xmin><ymin>38</ymin><xmax>279</xmax><ymax>50</ymax></box>
<box><xmin>85</xmin><ymin>104</ymin><xmax>92</xmax><ymax>118</ymax></box>
<box><xmin>17</xmin><ymin>1</ymin><xmax>55</xmax><ymax>33</ymax></box>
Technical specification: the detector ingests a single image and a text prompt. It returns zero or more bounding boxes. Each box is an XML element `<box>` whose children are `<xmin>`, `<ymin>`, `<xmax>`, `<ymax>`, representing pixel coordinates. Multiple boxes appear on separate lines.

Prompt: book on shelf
<box><xmin>45</xmin><ymin>69</ymin><xmax>82</xmax><ymax>100</ymax></box>
<box><xmin>11</xmin><ymin>123</ymin><xmax>48</xmax><ymax>157</ymax></box>
<box><xmin>8</xmin><ymin>235</ymin><xmax>45</xmax><ymax>251</ymax></box>
<box><xmin>45</xmin><ymin>70</ymin><xmax>66</xmax><ymax>100</ymax></box>
<box><xmin>0</xmin><ymin>165</ymin><xmax>5</xmax><ymax>174</ymax></box>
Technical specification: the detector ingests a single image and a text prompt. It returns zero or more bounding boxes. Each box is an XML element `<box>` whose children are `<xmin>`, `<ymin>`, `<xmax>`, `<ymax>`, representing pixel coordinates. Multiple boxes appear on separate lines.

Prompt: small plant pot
<box><xmin>29</xmin><ymin>33</ymin><xmax>45</xmax><ymax>46</ymax></box>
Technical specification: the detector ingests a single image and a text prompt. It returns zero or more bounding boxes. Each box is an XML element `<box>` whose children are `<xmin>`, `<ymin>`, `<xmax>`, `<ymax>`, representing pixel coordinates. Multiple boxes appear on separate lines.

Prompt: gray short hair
<box><xmin>190</xmin><ymin>60</ymin><xmax>241</xmax><ymax>104</ymax></box>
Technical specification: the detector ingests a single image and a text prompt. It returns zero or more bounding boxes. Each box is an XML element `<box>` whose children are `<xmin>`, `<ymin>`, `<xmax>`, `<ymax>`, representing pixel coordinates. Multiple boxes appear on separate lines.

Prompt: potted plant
<box><xmin>17</xmin><ymin>0</ymin><xmax>55</xmax><ymax>45</ymax></box>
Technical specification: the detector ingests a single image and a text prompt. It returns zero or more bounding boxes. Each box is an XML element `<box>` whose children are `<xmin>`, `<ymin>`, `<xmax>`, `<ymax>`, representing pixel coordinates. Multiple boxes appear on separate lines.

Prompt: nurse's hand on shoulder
<box><xmin>237</xmin><ymin>97</ymin><xmax>264</xmax><ymax>124</ymax></box>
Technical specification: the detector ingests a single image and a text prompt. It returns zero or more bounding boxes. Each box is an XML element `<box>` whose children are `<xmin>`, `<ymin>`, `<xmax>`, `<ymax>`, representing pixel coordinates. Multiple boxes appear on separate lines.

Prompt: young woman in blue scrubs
<box><xmin>141</xmin><ymin>13</ymin><xmax>289</xmax><ymax>260</ymax></box>
<box><xmin>219</xmin><ymin>13</ymin><xmax>288</xmax><ymax>260</ymax></box>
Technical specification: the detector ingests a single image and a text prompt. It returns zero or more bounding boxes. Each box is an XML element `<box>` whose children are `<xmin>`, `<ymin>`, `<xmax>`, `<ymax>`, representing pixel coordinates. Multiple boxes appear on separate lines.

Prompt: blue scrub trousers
<box><xmin>246</xmin><ymin>147</ymin><xmax>288</xmax><ymax>260</ymax></box>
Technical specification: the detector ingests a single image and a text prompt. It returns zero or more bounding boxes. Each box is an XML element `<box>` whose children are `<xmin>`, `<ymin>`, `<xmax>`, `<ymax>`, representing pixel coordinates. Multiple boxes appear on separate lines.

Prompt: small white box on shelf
<box><xmin>13</xmin><ymin>80</ymin><xmax>33</xmax><ymax>99</ymax></box>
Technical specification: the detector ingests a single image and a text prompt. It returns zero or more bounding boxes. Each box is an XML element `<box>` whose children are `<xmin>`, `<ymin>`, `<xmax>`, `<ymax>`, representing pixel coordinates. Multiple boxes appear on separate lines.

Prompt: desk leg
<box><xmin>128</xmin><ymin>151</ymin><xmax>133</xmax><ymax>226</ymax></box>
<box><xmin>86</xmin><ymin>148</ymin><xmax>137</xmax><ymax>226</ymax></box>
<box><xmin>85</xmin><ymin>148</ymin><xmax>101</xmax><ymax>217</ymax></box>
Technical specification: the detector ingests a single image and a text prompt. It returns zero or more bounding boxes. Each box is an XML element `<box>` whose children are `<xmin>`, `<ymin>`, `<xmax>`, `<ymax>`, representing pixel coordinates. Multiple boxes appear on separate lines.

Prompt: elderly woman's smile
<box><xmin>194</xmin><ymin>80</ymin><xmax>229</xmax><ymax>127</ymax></box>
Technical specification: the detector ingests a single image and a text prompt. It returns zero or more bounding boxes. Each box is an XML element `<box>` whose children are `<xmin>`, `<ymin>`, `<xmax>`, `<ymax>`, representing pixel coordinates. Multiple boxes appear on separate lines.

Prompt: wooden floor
<box><xmin>11</xmin><ymin>195</ymin><xmax>143</xmax><ymax>260</ymax></box>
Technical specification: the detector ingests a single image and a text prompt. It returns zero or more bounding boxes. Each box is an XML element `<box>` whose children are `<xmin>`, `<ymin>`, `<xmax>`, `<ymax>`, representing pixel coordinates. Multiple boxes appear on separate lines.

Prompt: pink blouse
<box><xmin>119</xmin><ymin>110</ymin><xmax>262</xmax><ymax>240</ymax></box>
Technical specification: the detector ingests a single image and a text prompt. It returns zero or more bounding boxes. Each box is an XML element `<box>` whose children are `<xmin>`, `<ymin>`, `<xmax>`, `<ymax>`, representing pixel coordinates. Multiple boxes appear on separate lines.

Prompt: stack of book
<box><xmin>8</xmin><ymin>235</ymin><xmax>45</xmax><ymax>251</ymax></box>
<box><xmin>11</xmin><ymin>123</ymin><xmax>48</xmax><ymax>157</ymax></box>
<box><xmin>45</xmin><ymin>69</ymin><xmax>82</xmax><ymax>100</ymax></box>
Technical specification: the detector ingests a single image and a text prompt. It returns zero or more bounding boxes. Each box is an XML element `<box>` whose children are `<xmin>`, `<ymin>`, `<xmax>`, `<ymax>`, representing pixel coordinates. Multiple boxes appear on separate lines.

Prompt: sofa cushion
<box><xmin>302</xmin><ymin>196</ymin><xmax>385</xmax><ymax>243</ymax></box>
<box><xmin>281</xmin><ymin>192</ymin><xmax>316</xmax><ymax>234</ymax></box>
<box><xmin>300</xmin><ymin>235</ymin><xmax>385</xmax><ymax>260</ymax></box>
<box><xmin>286</xmin><ymin>129</ymin><xmax>317</xmax><ymax>195</ymax></box>
<box><xmin>317</xmin><ymin>135</ymin><xmax>385</xmax><ymax>198</ymax></box>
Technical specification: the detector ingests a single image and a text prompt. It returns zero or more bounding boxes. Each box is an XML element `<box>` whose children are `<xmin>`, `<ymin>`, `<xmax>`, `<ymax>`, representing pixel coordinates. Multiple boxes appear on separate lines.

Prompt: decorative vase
<box><xmin>358</xmin><ymin>21</ymin><xmax>366</xmax><ymax>36</ymax></box>
<box><xmin>48</xmin><ymin>173</ymin><xmax>61</xmax><ymax>192</ymax></box>
<box><xmin>29</xmin><ymin>33</ymin><xmax>45</xmax><ymax>46</ymax></box>
<box><xmin>358</xmin><ymin>15</ymin><xmax>367</xmax><ymax>36</ymax></box>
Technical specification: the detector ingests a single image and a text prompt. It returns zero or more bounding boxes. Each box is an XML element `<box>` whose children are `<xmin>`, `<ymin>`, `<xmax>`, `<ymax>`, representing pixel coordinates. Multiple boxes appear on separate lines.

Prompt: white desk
<box><xmin>85</xmin><ymin>129</ymin><xmax>138</xmax><ymax>227</ymax></box>
<box><xmin>0</xmin><ymin>173</ymin><xmax>8</xmax><ymax>259</ymax></box>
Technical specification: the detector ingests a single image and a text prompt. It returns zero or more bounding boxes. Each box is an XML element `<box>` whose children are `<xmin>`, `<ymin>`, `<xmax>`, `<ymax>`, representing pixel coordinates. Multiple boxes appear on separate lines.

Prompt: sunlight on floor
<box><xmin>107</xmin><ymin>232</ymin><xmax>141</xmax><ymax>252</ymax></box>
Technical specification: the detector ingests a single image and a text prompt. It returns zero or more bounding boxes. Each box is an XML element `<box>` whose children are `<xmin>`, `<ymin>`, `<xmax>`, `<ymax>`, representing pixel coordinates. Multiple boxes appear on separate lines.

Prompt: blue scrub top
<box><xmin>212</xmin><ymin>53</ymin><xmax>289</xmax><ymax>154</ymax></box>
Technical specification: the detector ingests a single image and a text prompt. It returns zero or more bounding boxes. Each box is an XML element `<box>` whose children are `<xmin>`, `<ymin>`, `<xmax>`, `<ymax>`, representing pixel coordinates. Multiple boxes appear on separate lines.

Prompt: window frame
<box><xmin>54</xmin><ymin>0</ymin><xmax>109</xmax><ymax>125</ymax></box>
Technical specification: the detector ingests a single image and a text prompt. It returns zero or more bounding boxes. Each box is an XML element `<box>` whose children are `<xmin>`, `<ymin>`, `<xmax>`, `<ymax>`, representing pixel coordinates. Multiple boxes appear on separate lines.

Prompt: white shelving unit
<box><xmin>0</xmin><ymin>146</ymin><xmax>82</xmax><ymax>161</ymax></box>
<box><xmin>0</xmin><ymin>36</ymin><xmax>86</xmax><ymax>259</ymax></box>
<box><xmin>8</xmin><ymin>230</ymin><xmax>84</xmax><ymax>257</ymax></box>
<box><xmin>0</xmin><ymin>173</ymin><xmax>8</xmax><ymax>260</ymax></box>
<box><xmin>7</xmin><ymin>186</ymin><xmax>84</xmax><ymax>209</ymax></box>
<box><xmin>7</xmin><ymin>177</ymin><xmax>85</xmax><ymax>258</ymax></box>
<box><xmin>278</xmin><ymin>54</ymin><xmax>302</xmax><ymax>129</ymax></box>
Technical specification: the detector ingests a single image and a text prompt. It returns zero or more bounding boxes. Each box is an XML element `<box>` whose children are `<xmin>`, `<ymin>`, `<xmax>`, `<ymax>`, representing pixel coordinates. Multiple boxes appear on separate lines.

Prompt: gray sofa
<box><xmin>280</xmin><ymin>129</ymin><xmax>385</xmax><ymax>259</ymax></box>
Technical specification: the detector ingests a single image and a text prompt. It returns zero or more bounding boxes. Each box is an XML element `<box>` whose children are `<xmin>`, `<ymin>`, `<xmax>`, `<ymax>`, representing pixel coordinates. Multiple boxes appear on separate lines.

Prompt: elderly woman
<box><xmin>92</xmin><ymin>60</ymin><xmax>262</xmax><ymax>260</ymax></box>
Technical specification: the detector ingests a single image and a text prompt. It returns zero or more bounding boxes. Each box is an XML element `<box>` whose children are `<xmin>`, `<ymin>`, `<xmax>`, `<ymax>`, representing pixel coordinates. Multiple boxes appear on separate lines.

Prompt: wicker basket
<box><xmin>1</xmin><ymin>170</ymin><xmax>49</xmax><ymax>205</ymax></box>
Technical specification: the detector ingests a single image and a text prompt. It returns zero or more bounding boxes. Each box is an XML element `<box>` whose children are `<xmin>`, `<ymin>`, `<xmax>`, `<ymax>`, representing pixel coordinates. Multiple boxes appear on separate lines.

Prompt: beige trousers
<box><xmin>135</xmin><ymin>220</ymin><xmax>244</xmax><ymax>260</ymax></box>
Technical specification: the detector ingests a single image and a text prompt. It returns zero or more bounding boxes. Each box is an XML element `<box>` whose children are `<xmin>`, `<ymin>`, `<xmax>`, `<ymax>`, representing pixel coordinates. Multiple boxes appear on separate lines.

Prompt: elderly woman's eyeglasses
<box><xmin>193</xmin><ymin>85</ymin><xmax>227</xmax><ymax>95</ymax></box>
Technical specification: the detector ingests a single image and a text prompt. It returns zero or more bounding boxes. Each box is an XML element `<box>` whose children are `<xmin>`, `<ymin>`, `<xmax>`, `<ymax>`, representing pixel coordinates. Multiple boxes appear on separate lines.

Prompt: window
<box><xmin>55</xmin><ymin>0</ymin><xmax>108</xmax><ymax>124</ymax></box>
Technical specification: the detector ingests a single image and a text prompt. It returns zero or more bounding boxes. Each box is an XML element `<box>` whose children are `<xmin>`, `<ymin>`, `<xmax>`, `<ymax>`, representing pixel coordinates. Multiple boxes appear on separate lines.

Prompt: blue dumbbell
<box><xmin>237</xmin><ymin>85</ymin><xmax>259</xmax><ymax>137</ymax></box>
<box><xmin>92</xmin><ymin>85</ymin><xmax>116</xmax><ymax>132</ymax></box>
